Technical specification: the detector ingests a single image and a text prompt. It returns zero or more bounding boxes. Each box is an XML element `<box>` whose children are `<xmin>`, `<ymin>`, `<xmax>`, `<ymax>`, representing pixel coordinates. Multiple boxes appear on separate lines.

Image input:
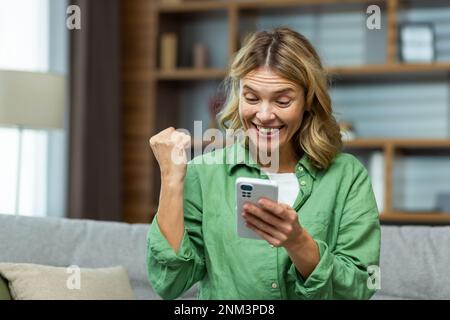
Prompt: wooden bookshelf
<box><xmin>344</xmin><ymin>139</ymin><xmax>450</xmax><ymax>224</ymax></box>
<box><xmin>328</xmin><ymin>63</ymin><xmax>450</xmax><ymax>76</ymax></box>
<box><xmin>156</xmin><ymin>0</ymin><xmax>381</xmax><ymax>12</ymax></box>
<box><xmin>121</xmin><ymin>0</ymin><xmax>450</xmax><ymax>224</ymax></box>
<box><xmin>156</xmin><ymin>0</ymin><xmax>228</xmax><ymax>12</ymax></box>
<box><xmin>155</xmin><ymin>68</ymin><xmax>227</xmax><ymax>80</ymax></box>
<box><xmin>154</xmin><ymin>63</ymin><xmax>450</xmax><ymax>81</ymax></box>
<box><xmin>344</xmin><ymin>138</ymin><xmax>450</xmax><ymax>149</ymax></box>
<box><xmin>380</xmin><ymin>212</ymin><xmax>450</xmax><ymax>224</ymax></box>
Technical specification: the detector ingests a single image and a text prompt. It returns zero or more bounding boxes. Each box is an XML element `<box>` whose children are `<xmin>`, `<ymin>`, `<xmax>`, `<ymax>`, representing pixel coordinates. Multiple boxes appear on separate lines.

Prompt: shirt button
<box><xmin>271</xmin><ymin>282</ymin><xmax>278</xmax><ymax>289</ymax></box>
<box><xmin>300</xmin><ymin>181</ymin><xmax>306</xmax><ymax>186</ymax></box>
<box><xmin>270</xmin><ymin>244</ymin><xmax>274</xmax><ymax>248</ymax></box>
<box><xmin>299</xmin><ymin>167</ymin><xmax>304</xmax><ymax>172</ymax></box>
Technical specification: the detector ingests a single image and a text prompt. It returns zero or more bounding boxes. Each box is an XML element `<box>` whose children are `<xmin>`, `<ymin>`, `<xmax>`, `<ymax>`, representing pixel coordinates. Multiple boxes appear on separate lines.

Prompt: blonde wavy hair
<box><xmin>218</xmin><ymin>27</ymin><xmax>342</xmax><ymax>170</ymax></box>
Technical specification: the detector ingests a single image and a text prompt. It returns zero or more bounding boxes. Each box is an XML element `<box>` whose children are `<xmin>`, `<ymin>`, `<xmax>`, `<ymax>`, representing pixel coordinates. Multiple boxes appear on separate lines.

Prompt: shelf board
<box><xmin>156</xmin><ymin>0</ymin><xmax>379</xmax><ymax>12</ymax></box>
<box><xmin>344</xmin><ymin>139</ymin><xmax>450</xmax><ymax>149</ymax></box>
<box><xmin>154</xmin><ymin>63</ymin><xmax>450</xmax><ymax>81</ymax></box>
<box><xmin>380</xmin><ymin>212</ymin><xmax>450</xmax><ymax>224</ymax></box>
<box><xmin>328</xmin><ymin>63</ymin><xmax>450</xmax><ymax>76</ymax></box>
<box><xmin>344</xmin><ymin>139</ymin><xmax>386</xmax><ymax>148</ymax></box>
<box><xmin>155</xmin><ymin>68</ymin><xmax>227</xmax><ymax>80</ymax></box>
<box><xmin>156</xmin><ymin>1</ymin><xmax>228</xmax><ymax>13</ymax></box>
<box><xmin>238</xmin><ymin>0</ymin><xmax>380</xmax><ymax>10</ymax></box>
<box><xmin>389</xmin><ymin>139</ymin><xmax>450</xmax><ymax>149</ymax></box>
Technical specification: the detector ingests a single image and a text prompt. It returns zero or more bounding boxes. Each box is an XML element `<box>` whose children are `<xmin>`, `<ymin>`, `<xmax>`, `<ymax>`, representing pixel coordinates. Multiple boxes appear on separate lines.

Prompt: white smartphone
<box><xmin>236</xmin><ymin>177</ymin><xmax>278</xmax><ymax>239</ymax></box>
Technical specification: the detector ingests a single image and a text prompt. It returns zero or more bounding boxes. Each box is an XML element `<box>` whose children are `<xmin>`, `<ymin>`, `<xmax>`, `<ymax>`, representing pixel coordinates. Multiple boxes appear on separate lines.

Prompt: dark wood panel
<box><xmin>121</xmin><ymin>0</ymin><xmax>158</xmax><ymax>223</ymax></box>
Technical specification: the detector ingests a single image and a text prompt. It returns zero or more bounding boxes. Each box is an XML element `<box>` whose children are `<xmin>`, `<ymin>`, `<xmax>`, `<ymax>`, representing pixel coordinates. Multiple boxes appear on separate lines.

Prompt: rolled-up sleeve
<box><xmin>288</xmin><ymin>164</ymin><xmax>381</xmax><ymax>299</ymax></box>
<box><xmin>146</xmin><ymin>162</ymin><xmax>206</xmax><ymax>300</ymax></box>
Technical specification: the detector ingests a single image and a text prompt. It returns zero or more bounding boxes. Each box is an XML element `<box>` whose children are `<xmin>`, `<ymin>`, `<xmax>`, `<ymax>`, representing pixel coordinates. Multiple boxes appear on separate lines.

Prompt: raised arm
<box><xmin>146</xmin><ymin>127</ymin><xmax>206</xmax><ymax>299</ymax></box>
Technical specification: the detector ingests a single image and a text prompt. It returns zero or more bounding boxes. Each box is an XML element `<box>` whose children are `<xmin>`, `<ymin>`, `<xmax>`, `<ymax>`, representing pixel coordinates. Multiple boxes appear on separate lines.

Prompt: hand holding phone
<box><xmin>236</xmin><ymin>177</ymin><xmax>278</xmax><ymax>239</ymax></box>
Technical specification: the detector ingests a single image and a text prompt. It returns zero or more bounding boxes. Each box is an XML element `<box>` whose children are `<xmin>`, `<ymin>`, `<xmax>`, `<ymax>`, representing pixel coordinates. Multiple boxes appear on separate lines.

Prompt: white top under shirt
<box><xmin>264</xmin><ymin>172</ymin><xmax>300</xmax><ymax>207</ymax></box>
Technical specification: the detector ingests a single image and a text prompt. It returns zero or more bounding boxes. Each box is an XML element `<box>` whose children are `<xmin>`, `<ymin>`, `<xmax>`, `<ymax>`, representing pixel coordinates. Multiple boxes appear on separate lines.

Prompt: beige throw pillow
<box><xmin>0</xmin><ymin>263</ymin><xmax>135</xmax><ymax>300</ymax></box>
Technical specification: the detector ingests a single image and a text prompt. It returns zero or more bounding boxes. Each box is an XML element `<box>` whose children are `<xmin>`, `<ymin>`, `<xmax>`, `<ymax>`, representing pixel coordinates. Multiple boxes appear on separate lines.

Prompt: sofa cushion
<box><xmin>0</xmin><ymin>263</ymin><xmax>135</xmax><ymax>300</ymax></box>
<box><xmin>0</xmin><ymin>215</ymin><xmax>157</xmax><ymax>299</ymax></box>
<box><xmin>374</xmin><ymin>225</ymin><xmax>450</xmax><ymax>299</ymax></box>
<box><xmin>0</xmin><ymin>275</ymin><xmax>11</xmax><ymax>300</ymax></box>
<box><xmin>0</xmin><ymin>214</ymin><xmax>199</xmax><ymax>300</ymax></box>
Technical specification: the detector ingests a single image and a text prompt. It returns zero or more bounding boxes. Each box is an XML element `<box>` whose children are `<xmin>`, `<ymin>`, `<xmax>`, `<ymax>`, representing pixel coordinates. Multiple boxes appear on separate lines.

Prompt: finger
<box><xmin>245</xmin><ymin>221</ymin><xmax>282</xmax><ymax>247</ymax></box>
<box><xmin>179</xmin><ymin>134</ymin><xmax>192</xmax><ymax>149</ymax></box>
<box><xmin>245</xmin><ymin>203</ymin><xmax>294</xmax><ymax>235</ymax></box>
<box><xmin>242</xmin><ymin>211</ymin><xmax>286</xmax><ymax>241</ymax></box>
<box><xmin>243</xmin><ymin>202</ymin><xmax>283</xmax><ymax>228</ymax></box>
<box><xmin>172</xmin><ymin>135</ymin><xmax>184</xmax><ymax>148</ymax></box>
<box><xmin>257</xmin><ymin>198</ymin><xmax>291</xmax><ymax>220</ymax></box>
<box><xmin>172</xmin><ymin>132</ymin><xmax>191</xmax><ymax>148</ymax></box>
<box><xmin>170</xmin><ymin>131</ymin><xmax>183</xmax><ymax>144</ymax></box>
<box><xmin>160</xmin><ymin>127</ymin><xmax>175</xmax><ymax>137</ymax></box>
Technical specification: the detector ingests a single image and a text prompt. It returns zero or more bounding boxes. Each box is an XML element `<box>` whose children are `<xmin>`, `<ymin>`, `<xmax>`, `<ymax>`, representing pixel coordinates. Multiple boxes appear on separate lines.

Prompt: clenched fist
<box><xmin>149</xmin><ymin>127</ymin><xmax>191</xmax><ymax>183</ymax></box>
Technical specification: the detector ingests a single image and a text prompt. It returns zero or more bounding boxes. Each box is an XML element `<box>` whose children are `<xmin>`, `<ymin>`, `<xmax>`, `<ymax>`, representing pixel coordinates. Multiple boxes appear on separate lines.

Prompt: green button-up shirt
<box><xmin>146</xmin><ymin>142</ymin><xmax>381</xmax><ymax>300</ymax></box>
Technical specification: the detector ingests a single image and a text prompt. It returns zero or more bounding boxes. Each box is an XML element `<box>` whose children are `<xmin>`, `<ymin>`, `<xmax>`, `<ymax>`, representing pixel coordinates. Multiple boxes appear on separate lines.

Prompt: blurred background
<box><xmin>1</xmin><ymin>0</ymin><xmax>449</xmax><ymax>225</ymax></box>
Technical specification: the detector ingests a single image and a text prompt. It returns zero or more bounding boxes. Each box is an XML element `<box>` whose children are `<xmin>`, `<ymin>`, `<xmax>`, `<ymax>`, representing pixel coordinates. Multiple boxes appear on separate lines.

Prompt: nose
<box><xmin>256</xmin><ymin>101</ymin><xmax>276</xmax><ymax>123</ymax></box>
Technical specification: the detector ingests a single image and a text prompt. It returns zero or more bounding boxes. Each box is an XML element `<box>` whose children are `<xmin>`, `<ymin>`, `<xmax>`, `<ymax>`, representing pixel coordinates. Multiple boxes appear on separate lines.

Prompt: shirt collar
<box><xmin>226</xmin><ymin>142</ymin><xmax>318</xmax><ymax>179</ymax></box>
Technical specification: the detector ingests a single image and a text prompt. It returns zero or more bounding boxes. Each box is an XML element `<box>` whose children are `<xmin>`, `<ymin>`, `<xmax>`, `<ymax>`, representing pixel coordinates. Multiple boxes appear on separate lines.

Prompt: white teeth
<box><xmin>256</xmin><ymin>126</ymin><xmax>281</xmax><ymax>134</ymax></box>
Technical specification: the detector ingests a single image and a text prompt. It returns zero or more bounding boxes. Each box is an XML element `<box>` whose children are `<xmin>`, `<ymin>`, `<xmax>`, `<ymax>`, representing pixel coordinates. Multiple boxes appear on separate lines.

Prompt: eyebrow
<box><xmin>243</xmin><ymin>84</ymin><xmax>295</xmax><ymax>95</ymax></box>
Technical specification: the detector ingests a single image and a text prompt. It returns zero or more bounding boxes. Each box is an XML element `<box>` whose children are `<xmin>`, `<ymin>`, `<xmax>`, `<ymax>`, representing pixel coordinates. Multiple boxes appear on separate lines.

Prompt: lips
<box><xmin>252</xmin><ymin>123</ymin><xmax>285</xmax><ymax>137</ymax></box>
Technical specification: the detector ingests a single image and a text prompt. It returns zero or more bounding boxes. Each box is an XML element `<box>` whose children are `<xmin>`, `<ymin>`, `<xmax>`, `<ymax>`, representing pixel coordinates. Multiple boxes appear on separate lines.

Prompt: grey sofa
<box><xmin>0</xmin><ymin>214</ymin><xmax>197</xmax><ymax>300</ymax></box>
<box><xmin>0</xmin><ymin>214</ymin><xmax>449</xmax><ymax>299</ymax></box>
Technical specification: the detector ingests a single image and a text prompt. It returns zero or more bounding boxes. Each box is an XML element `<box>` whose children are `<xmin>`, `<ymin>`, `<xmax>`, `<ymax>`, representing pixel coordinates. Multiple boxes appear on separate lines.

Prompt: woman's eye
<box><xmin>245</xmin><ymin>96</ymin><xmax>259</xmax><ymax>104</ymax></box>
<box><xmin>277</xmin><ymin>100</ymin><xmax>291</xmax><ymax>106</ymax></box>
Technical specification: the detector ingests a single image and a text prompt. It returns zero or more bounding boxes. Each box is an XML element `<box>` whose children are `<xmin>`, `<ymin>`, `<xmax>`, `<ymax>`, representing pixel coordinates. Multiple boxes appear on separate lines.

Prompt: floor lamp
<box><xmin>0</xmin><ymin>70</ymin><xmax>66</xmax><ymax>215</ymax></box>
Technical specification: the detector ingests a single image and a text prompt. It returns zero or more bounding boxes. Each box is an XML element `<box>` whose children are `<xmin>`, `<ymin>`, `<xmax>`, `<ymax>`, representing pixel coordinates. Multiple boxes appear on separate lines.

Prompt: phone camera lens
<box><xmin>240</xmin><ymin>184</ymin><xmax>253</xmax><ymax>191</ymax></box>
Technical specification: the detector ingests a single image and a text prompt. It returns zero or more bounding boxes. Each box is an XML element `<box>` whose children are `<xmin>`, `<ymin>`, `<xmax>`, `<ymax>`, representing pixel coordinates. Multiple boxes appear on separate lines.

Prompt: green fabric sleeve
<box><xmin>287</xmin><ymin>164</ymin><xmax>381</xmax><ymax>299</ymax></box>
<box><xmin>146</xmin><ymin>162</ymin><xmax>206</xmax><ymax>300</ymax></box>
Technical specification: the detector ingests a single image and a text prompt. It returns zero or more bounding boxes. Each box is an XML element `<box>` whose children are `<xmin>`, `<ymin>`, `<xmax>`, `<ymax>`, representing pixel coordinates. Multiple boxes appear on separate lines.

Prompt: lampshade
<box><xmin>0</xmin><ymin>70</ymin><xmax>66</xmax><ymax>129</ymax></box>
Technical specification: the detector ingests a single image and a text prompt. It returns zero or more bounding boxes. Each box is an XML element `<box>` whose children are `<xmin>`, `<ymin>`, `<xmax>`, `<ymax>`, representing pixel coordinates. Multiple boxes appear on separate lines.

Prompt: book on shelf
<box><xmin>193</xmin><ymin>43</ymin><xmax>208</xmax><ymax>69</ymax></box>
<box><xmin>160</xmin><ymin>33</ymin><xmax>178</xmax><ymax>70</ymax></box>
<box><xmin>369</xmin><ymin>151</ymin><xmax>384</xmax><ymax>214</ymax></box>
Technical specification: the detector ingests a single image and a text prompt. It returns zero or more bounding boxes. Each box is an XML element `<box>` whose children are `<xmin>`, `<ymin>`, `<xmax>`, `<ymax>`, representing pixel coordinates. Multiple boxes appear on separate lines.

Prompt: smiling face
<box><xmin>239</xmin><ymin>67</ymin><xmax>306</xmax><ymax>167</ymax></box>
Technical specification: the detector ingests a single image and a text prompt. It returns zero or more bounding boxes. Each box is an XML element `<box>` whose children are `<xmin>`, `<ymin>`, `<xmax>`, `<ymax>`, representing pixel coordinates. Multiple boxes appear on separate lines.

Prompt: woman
<box><xmin>147</xmin><ymin>27</ymin><xmax>380</xmax><ymax>300</ymax></box>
